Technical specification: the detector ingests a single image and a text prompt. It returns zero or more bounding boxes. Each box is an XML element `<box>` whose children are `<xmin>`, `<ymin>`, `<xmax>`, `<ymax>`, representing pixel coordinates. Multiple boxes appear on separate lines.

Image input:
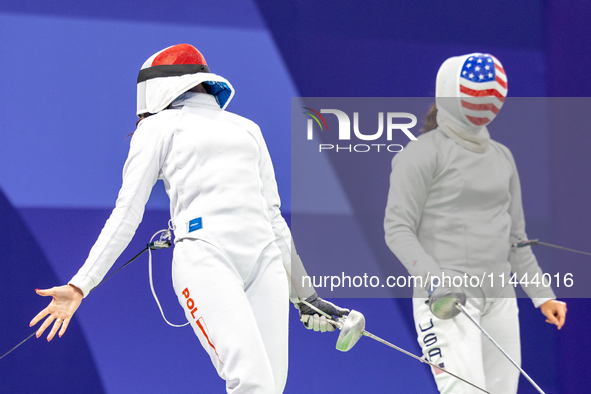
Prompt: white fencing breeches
<box><xmin>413</xmin><ymin>296</ymin><xmax>521</xmax><ymax>394</ymax></box>
<box><xmin>172</xmin><ymin>239</ymin><xmax>289</xmax><ymax>394</ymax></box>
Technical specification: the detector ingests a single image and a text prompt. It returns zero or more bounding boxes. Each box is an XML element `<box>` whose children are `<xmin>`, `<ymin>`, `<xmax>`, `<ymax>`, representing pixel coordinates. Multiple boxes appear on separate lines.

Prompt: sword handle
<box><xmin>298</xmin><ymin>299</ymin><xmax>343</xmax><ymax>328</ymax></box>
<box><xmin>512</xmin><ymin>239</ymin><xmax>539</xmax><ymax>248</ymax></box>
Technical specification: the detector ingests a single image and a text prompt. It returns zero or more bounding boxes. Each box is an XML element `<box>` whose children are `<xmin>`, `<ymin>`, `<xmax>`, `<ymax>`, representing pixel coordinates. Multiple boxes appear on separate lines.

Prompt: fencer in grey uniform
<box><xmin>384</xmin><ymin>53</ymin><xmax>567</xmax><ymax>393</ymax></box>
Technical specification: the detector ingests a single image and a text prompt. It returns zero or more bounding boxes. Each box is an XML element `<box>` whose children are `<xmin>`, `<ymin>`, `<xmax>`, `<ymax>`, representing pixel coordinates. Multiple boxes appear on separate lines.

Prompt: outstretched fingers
<box><xmin>47</xmin><ymin>318</ymin><xmax>67</xmax><ymax>342</ymax></box>
<box><xmin>30</xmin><ymin>285</ymin><xmax>82</xmax><ymax>341</ymax></box>
<box><xmin>29</xmin><ymin>307</ymin><xmax>49</xmax><ymax>328</ymax></box>
<box><xmin>36</xmin><ymin>315</ymin><xmax>56</xmax><ymax>339</ymax></box>
<box><xmin>59</xmin><ymin>319</ymin><xmax>71</xmax><ymax>338</ymax></box>
<box><xmin>35</xmin><ymin>315</ymin><xmax>71</xmax><ymax>341</ymax></box>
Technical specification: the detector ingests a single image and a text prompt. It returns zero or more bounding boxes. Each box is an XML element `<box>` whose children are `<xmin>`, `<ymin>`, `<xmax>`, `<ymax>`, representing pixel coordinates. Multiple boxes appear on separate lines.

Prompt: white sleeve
<box><xmin>384</xmin><ymin>138</ymin><xmax>442</xmax><ymax>286</ymax></box>
<box><xmin>503</xmin><ymin>146</ymin><xmax>556</xmax><ymax>307</ymax></box>
<box><xmin>69</xmin><ymin>121</ymin><xmax>168</xmax><ymax>297</ymax></box>
<box><xmin>255</xmin><ymin>126</ymin><xmax>315</xmax><ymax>301</ymax></box>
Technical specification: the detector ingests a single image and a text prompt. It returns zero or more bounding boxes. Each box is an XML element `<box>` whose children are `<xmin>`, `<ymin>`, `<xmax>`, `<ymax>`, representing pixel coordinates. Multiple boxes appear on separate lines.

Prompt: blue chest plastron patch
<box><xmin>187</xmin><ymin>217</ymin><xmax>203</xmax><ymax>233</ymax></box>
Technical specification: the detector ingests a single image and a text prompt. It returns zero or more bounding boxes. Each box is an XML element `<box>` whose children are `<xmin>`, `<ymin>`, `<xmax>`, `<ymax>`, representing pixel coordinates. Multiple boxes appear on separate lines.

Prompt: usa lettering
<box><xmin>419</xmin><ymin>318</ymin><xmax>443</xmax><ymax>362</ymax></box>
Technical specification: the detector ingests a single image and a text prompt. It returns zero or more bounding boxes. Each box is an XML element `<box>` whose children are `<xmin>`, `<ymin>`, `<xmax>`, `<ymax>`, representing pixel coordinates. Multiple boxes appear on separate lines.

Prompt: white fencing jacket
<box><xmin>70</xmin><ymin>92</ymin><xmax>310</xmax><ymax>298</ymax></box>
<box><xmin>384</xmin><ymin>129</ymin><xmax>556</xmax><ymax>306</ymax></box>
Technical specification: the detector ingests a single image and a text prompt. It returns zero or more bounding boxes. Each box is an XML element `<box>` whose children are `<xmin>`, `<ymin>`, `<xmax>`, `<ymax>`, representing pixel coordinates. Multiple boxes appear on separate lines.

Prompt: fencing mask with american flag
<box><xmin>435</xmin><ymin>53</ymin><xmax>508</xmax><ymax>152</ymax></box>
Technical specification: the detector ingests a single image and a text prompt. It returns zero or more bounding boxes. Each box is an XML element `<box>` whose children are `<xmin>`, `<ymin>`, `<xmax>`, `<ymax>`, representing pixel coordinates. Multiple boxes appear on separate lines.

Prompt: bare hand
<box><xmin>540</xmin><ymin>299</ymin><xmax>567</xmax><ymax>330</ymax></box>
<box><xmin>30</xmin><ymin>285</ymin><xmax>84</xmax><ymax>341</ymax></box>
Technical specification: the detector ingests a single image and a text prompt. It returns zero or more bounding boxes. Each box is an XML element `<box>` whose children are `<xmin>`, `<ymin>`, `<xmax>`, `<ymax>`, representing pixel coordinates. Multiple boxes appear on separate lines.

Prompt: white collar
<box><xmin>436</xmin><ymin>107</ymin><xmax>490</xmax><ymax>153</ymax></box>
<box><xmin>170</xmin><ymin>91</ymin><xmax>220</xmax><ymax>109</ymax></box>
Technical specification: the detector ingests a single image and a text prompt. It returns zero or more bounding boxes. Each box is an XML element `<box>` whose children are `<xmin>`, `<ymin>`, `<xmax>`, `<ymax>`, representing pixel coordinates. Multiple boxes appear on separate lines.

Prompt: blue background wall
<box><xmin>1</xmin><ymin>1</ymin><xmax>590</xmax><ymax>393</ymax></box>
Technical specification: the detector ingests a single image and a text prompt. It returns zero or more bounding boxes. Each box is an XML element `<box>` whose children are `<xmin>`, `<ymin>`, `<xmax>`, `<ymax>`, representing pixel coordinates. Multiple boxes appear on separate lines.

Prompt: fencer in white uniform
<box><xmin>384</xmin><ymin>53</ymin><xmax>566</xmax><ymax>393</ymax></box>
<box><xmin>30</xmin><ymin>44</ymin><xmax>348</xmax><ymax>394</ymax></box>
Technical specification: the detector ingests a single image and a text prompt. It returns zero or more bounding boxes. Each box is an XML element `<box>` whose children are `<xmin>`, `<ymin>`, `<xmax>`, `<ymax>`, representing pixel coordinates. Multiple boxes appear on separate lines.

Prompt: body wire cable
<box><xmin>0</xmin><ymin>228</ymin><xmax>178</xmax><ymax>361</ymax></box>
<box><xmin>147</xmin><ymin>229</ymin><xmax>189</xmax><ymax>327</ymax></box>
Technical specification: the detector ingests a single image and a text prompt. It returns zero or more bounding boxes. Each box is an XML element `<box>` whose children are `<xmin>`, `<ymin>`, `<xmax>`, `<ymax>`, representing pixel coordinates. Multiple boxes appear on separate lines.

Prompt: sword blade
<box><xmin>457</xmin><ymin>304</ymin><xmax>546</xmax><ymax>394</ymax></box>
<box><xmin>0</xmin><ymin>332</ymin><xmax>36</xmax><ymax>361</ymax></box>
<box><xmin>361</xmin><ymin>330</ymin><xmax>491</xmax><ymax>394</ymax></box>
<box><xmin>299</xmin><ymin>299</ymin><xmax>490</xmax><ymax>393</ymax></box>
<box><xmin>514</xmin><ymin>239</ymin><xmax>591</xmax><ymax>256</ymax></box>
<box><xmin>536</xmin><ymin>241</ymin><xmax>591</xmax><ymax>257</ymax></box>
